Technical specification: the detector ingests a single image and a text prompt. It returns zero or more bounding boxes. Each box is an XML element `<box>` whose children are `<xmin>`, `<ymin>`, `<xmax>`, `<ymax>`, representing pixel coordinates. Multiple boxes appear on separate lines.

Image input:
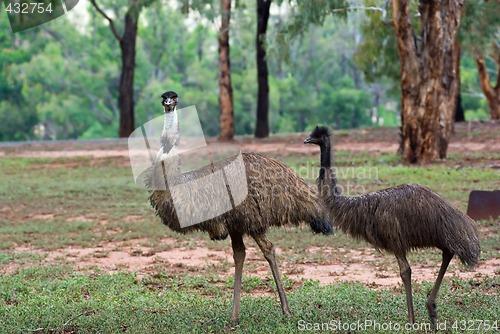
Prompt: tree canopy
<box><xmin>0</xmin><ymin>0</ymin><xmax>495</xmax><ymax>141</ymax></box>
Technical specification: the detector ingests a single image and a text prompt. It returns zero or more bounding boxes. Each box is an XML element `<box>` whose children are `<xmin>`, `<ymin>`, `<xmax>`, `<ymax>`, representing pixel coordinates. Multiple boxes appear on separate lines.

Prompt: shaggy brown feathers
<box><xmin>326</xmin><ymin>184</ymin><xmax>480</xmax><ymax>267</ymax></box>
<box><xmin>146</xmin><ymin>97</ymin><xmax>331</xmax><ymax>322</ymax></box>
<box><xmin>147</xmin><ymin>152</ymin><xmax>332</xmax><ymax>236</ymax></box>
<box><xmin>305</xmin><ymin>125</ymin><xmax>480</xmax><ymax>327</ymax></box>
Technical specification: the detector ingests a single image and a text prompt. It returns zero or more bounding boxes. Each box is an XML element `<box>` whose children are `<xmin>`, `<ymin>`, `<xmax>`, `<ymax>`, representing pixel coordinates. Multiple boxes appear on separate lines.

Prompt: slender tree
<box><xmin>90</xmin><ymin>0</ymin><xmax>153</xmax><ymax>138</ymax></box>
<box><xmin>255</xmin><ymin>0</ymin><xmax>272</xmax><ymax>138</ymax></box>
<box><xmin>392</xmin><ymin>0</ymin><xmax>463</xmax><ymax>163</ymax></box>
<box><xmin>460</xmin><ymin>0</ymin><xmax>500</xmax><ymax>120</ymax></box>
<box><xmin>219</xmin><ymin>0</ymin><xmax>234</xmax><ymax>141</ymax></box>
<box><xmin>454</xmin><ymin>40</ymin><xmax>465</xmax><ymax>123</ymax></box>
<box><xmin>474</xmin><ymin>46</ymin><xmax>500</xmax><ymax>120</ymax></box>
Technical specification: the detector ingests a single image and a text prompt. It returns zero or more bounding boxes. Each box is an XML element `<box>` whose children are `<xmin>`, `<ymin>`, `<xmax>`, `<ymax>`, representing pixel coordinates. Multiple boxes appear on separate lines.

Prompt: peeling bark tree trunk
<box><xmin>475</xmin><ymin>50</ymin><xmax>500</xmax><ymax>120</ymax></box>
<box><xmin>255</xmin><ymin>0</ymin><xmax>272</xmax><ymax>138</ymax></box>
<box><xmin>219</xmin><ymin>0</ymin><xmax>234</xmax><ymax>141</ymax></box>
<box><xmin>392</xmin><ymin>0</ymin><xmax>463</xmax><ymax>163</ymax></box>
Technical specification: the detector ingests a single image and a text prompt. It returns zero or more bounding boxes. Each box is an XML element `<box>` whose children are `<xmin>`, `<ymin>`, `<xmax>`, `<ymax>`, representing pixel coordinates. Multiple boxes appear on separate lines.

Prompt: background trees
<box><xmin>254</xmin><ymin>0</ymin><xmax>272</xmax><ymax>138</ymax></box>
<box><xmin>218</xmin><ymin>0</ymin><xmax>234</xmax><ymax>140</ymax></box>
<box><xmin>0</xmin><ymin>0</ymin><xmax>497</xmax><ymax>163</ymax></box>
<box><xmin>90</xmin><ymin>0</ymin><xmax>156</xmax><ymax>138</ymax></box>
<box><xmin>391</xmin><ymin>0</ymin><xmax>463</xmax><ymax>163</ymax></box>
<box><xmin>460</xmin><ymin>0</ymin><xmax>500</xmax><ymax>120</ymax></box>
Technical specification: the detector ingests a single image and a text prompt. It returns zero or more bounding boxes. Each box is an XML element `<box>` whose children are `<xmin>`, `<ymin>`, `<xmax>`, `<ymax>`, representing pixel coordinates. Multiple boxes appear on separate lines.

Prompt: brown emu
<box><xmin>146</xmin><ymin>93</ymin><xmax>333</xmax><ymax>323</ymax></box>
<box><xmin>304</xmin><ymin>126</ymin><xmax>480</xmax><ymax>326</ymax></box>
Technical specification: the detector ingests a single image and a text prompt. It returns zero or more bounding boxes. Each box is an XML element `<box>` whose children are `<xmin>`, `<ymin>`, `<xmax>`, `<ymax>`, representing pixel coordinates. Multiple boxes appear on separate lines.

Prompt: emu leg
<box><xmin>396</xmin><ymin>255</ymin><xmax>415</xmax><ymax>324</ymax></box>
<box><xmin>426</xmin><ymin>251</ymin><xmax>453</xmax><ymax>328</ymax></box>
<box><xmin>230</xmin><ymin>232</ymin><xmax>246</xmax><ymax>323</ymax></box>
<box><xmin>252</xmin><ymin>233</ymin><xmax>291</xmax><ymax>316</ymax></box>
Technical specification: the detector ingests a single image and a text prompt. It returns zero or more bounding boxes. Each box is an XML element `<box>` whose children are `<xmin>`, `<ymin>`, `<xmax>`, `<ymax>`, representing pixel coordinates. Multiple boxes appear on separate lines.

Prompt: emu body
<box><xmin>147</xmin><ymin>93</ymin><xmax>332</xmax><ymax>323</ymax></box>
<box><xmin>305</xmin><ymin>126</ymin><xmax>480</xmax><ymax>326</ymax></box>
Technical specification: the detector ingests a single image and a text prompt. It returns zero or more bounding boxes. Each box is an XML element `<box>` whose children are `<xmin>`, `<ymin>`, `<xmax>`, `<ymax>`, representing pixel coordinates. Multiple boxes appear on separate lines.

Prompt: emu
<box><xmin>304</xmin><ymin>125</ymin><xmax>480</xmax><ymax>326</ymax></box>
<box><xmin>146</xmin><ymin>92</ymin><xmax>333</xmax><ymax>323</ymax></box>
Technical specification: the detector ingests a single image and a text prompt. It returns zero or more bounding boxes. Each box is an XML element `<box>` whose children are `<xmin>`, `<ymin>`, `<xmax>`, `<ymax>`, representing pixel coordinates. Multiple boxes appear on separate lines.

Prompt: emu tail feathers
<box><xmin>453</xmin><ymin>235</ymin><xmax>481</xmax><ymax>268</ymax></box>
<box><xmin>446</xmin><ymin>213</ymin><xmax>481</xmax><ymax>268</ymax></box>
<box><xmin>309</xmin><ymin>216</ymin><xmax>334</xmax><ymax>235</ymax></box>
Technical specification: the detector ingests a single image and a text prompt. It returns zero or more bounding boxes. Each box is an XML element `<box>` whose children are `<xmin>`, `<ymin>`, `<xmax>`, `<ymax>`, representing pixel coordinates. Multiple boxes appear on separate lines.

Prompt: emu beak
<box><xmin>163</xmin><ymin>98</ymin><xmax>173</xmax><ymax>106</ymax></box>
<box><xmin>304</xmin><ymin>136</ymin><xmax>314</xmax><ymax>144</ymax></box>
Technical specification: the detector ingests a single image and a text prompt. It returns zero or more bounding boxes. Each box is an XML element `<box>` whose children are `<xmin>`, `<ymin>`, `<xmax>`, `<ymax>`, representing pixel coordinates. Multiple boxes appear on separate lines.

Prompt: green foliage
<box><xmin>278</xmin><ymin>0</ymin><xmax>348</xmax><ymax>40</ymax></box>
<box><xmin>1</xmin><ymin>0</ymin><xmax>400</xmax><ymax>141</ymax></box>
<box><xmin>353</xmin><ymin>1</ymin><xmax>399</xmax><ymax>86</ymax></box>
<box><xmin>355</xmin><ymin>0</ymin><xmax>498</xmax><ymax>122</ymax></box>
<box><xmin>0</xmin><ymin>15</ymin><xmax>38</xmax><ymax>140</ymax></box>
<box><xmin>460</xmin><ymin>0</ymin><xmax>500</xmax><ymax>53</ymax></box>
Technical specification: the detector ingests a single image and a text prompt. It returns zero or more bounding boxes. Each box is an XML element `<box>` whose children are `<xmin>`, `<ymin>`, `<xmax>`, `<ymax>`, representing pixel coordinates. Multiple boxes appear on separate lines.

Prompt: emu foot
<box><xmin>226</xmin><ymin>320</ymin><xmax>239</xmax><ymax>331</ymax></box>
<box><xmin>426</xmin><ymin>300</ymin><xmax>438</xmax><ymax>328</ymax></box>
<box><xmin>281</xmin><ymin>304</ymin><xmax>292</xmax><ymax>317</ymax></box>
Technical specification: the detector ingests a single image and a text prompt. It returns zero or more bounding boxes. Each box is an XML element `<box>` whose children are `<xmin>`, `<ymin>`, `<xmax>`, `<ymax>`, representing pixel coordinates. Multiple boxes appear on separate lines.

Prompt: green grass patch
<box><xmin>0</xmin><ymin>146</ymin><xmax>498</xmax><ymax>333</ymax></box>
<box><xmin>0</xmin><ymin>267</ymin><xmax>498</xmax><ymax>333</ymax></box>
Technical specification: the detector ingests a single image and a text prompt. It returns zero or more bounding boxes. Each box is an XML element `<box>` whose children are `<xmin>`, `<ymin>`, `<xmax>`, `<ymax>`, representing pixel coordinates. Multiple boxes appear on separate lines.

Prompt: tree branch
<box><xmin>391</xmin><ymin>0</ymin><xmax>419</xmax><ymax>74</ymax></box>
<box><xmin>329</xmin><ymin>6</ymin><xmax>387</xmax><ymax>14</ymax></box>
<box><xmin>494</xmin><ymin>43</ymin><xmax>500</xmax><ymax>92</ymax></box>
<box><xmin>89</xmin><ymin>0</ymin><xmax>122</xmax><ymax>41</ymax></box>
<box><xmin>329</xmin><ymin>2</ymin><xmax>393</xmax><ymax>25</ymax></box>
<box><xmin>475</xmin><ymin>50</ymin><xmax>495</xmax><ymax>100</ymax></box>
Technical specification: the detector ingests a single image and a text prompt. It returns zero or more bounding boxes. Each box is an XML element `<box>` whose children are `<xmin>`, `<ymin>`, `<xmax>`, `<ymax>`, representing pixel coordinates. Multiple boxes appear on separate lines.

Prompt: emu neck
<box><xmin>319</xmin><ymin>139</ymin><xmax>341</xmax><ymax>198</ymax></box>
<box><xmin>152</xmin><ymin>108</ymin><xmax>181</xmax><ymax>180</ymax></box>
<box><xmin>318</xmin><ymin>139</ymin><xmax>365</xmax><ymax>239</ymax></box>
<box><xmin>160</xmin><ymin>108</ymin><xmax>179</xmax><ymax>154</ymax></box>
<box><xmin>162</xmin><ymin>109</ymin><xmax>178</xmax><ymax>139</ymax></box>
<box><xmin>319</xmin><ymin>140</ymin><xmax>332</xmax><ymax>175</ymax></box>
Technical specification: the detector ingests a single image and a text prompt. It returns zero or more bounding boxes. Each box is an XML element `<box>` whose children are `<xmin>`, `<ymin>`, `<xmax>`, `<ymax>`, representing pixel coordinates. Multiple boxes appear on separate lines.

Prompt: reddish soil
<box><xmin>1</xmin><ymin>122</ymin><xmax>498</xmax><ymax>289</ymax></box>
<box><xmin>2</xmin><ymin>121</ymin><xmax>499</xmax><ymax>160</ymax></box>
<box><xmin>6</xmin><ymin>238</ymin><xmax>499</xmax><ymax>288</ymax></box>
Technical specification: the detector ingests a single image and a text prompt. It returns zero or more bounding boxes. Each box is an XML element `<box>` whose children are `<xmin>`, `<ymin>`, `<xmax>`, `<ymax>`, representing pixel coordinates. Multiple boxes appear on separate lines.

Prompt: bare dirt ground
<box><xmin>1</xmin><ymin>121</ymin><xmax>499</xmax><ymax>160</ymax></box>
<box><xmin>7</xmin><ymin>236</ymin><xmax>499</xmax><ymax>288</ymax></box>
<box><xmin>1</xmin><ymin>122</ymin><xmax>499</xmax><ymax>289</ymax></box>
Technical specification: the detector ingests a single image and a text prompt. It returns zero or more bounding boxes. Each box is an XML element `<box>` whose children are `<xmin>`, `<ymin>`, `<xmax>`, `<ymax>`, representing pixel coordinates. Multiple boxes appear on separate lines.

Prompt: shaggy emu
<box><xmin>146</xmin><ymin>92</ymin><xmax>332</xmax><ymax>323</ymax></box>
<box><xmin>304</xmin><ymin>126</ymin><xmax>480</xmax><ymax>326</ymax></box>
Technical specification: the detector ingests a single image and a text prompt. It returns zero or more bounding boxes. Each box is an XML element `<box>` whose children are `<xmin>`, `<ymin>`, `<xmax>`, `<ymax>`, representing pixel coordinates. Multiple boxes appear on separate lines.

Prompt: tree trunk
<box><xmin>118</xmin><ymin>10</ymin><xmax>138</xmax><ymax>138</ymax></box>
<box><xmin>219</xmin><ymin>0</ymin><xmax>234</xmax><ymax>141</ymax></box>
<box><xmin>455</xmin><ymin>92</ymin><xmax>465</xmax><ymax>122</ymax></box>
<box><xmin>454</xmin><ymin>40</ymin><xmax>465</xmax><ymax>123</ymax></box>
<box><xmin>255</xmin><ymin>0</ymin><xmax>272</xmax><ymax>138</ymax></box>
<box><xmin>90</xmin><ymin>0</ymin><xmax>142</xmax><ymax>138</ymax></box>
<box><xmin>475</xmin><ymin>50</ymin><xmax>500</xmax><ymax>120</ymax></box>
<box><xmin>392</xmin><ymin>0</ymin><xmax>463</xmax><ymax>164</ymax></box>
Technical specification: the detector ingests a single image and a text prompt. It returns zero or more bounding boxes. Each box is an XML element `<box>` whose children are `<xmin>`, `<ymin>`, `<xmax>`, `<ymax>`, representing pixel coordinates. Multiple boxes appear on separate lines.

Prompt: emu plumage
<box><xmin>146</xmin><ymin>93</ymin><xmax>332</xmax><ymax>323</ymax></box>
<box><xmin>305</xmin><ymin>125</ymin><xmax>480</xmax><ymax>326</ymax></box>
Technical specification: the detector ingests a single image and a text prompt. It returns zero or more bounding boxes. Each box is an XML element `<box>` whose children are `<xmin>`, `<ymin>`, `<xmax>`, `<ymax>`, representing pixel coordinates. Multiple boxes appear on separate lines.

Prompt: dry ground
<box><xmin>1</xmin><ymin>122</ymin><xmax>499</xmax><ymax>291</ymax></box>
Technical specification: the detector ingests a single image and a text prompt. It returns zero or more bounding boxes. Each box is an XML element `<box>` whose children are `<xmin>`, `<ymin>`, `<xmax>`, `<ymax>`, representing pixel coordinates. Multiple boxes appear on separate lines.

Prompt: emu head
<box><xmin>304</xmin><ymin>125</ymin><xmax>331</xmax><ymax>146</ymax></box>
<box><xmin>161</xmin><ymin>91</ymin><xmax>179</xmax><ymax>113</ymax></box>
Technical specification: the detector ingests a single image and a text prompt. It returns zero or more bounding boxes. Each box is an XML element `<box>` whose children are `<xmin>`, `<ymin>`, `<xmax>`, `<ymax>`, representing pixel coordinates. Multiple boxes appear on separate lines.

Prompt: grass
<box><xmin>0</xmin><ymin>141</ymin><xmax>499</xmax><ymax>333</ymax></box>
<box><xmin>0</xmin><ymin>267</ymin><xmax>498</xmax><ymax>334</ymax></box>
<box><xmin>0</xmin><ymin>267</ymin><xmax>500</xmax><ymax>333</ymax></box>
